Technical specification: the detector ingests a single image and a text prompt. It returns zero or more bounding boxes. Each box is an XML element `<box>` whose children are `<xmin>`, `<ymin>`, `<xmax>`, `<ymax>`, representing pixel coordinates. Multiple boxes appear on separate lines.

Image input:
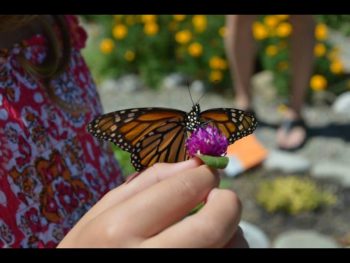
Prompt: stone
<box><xmin>332</xmin><ymin>91</ymin><xmax>350</xmax><ymax>115</ymax></box>
<box><xmin>263</xmin><ymin>150</ymin><xmax>311</xmax><ymax>173</ymax></box>
<box><xmin>311</xmin><ymin>161</ymin><xmax>350</xmax><ymax>187</ymax></box>
<box><xmin>273</xmin><ymin>230</ymin><xmax>340</xmax><ymax>248</ymax></box>
<box><xmin>239</xmin><ymin>221</ymin><xmax>270</xmax><ymax>248</ymax></box>
<box><xmin>190</xmin><ymin>80</ymin><xmax>205</xmax><ymax>94</ymax></box>
<box><xmin>161</xmin><ymin>73</ymin><xmax>187</xmax><ymax>90</ymax></box>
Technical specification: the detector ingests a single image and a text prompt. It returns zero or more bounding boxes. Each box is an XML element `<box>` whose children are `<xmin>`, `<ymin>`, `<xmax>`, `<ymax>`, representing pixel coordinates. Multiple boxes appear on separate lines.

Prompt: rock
<box><xmin>273</xmin><ymin>230</ymin><xmax>340</xmax><ymax>248</ymax></box>
<box><xmin>239</xmin><ymin>221</ymin><xmax>270</xmax><ymax>248</ymax></box>
<box><xmin>328</xmin><ymin>28</ymin><xmax>350</xmax><ymax>73</ymax></box>
<box><xmin>116</xmin><ymin>74</ymin><xmax>145</xmax><ymax>92</ymax></box>
<box><xmin>100</xmin><ymin>75</ymin><xmax>145</xmax><ymax>94</ymax></box>
<box><xmin>251</xmin><ymin>71</ymin><xmax>277</xmax><ymax>103</ymax></box>
<box><xmin>190</xmin><ymin>80</ymin><xmax>205</xmax><ymax>94</ymax></box>
<box><xmin>332</xmin><ymin>91</ymin><xmax>350</xmax><ymax>115</ymax></box>
<box><xmin>161</xmin><ymin>73</ymin><xmax>187</xmax><ymax>90</ymax></box>
<box><xmin>311</xmin><ymin>161</ymin><xmax>350</xmax><ymax>187</ymax></box>
<box><xmin>263</xmin><ymin>150</ymin><xmax>311</xmax><ymax>173</ymax></box>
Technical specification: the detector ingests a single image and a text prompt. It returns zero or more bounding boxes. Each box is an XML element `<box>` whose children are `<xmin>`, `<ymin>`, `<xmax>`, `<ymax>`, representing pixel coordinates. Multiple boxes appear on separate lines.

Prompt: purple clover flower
<box><xmin>186</xmin><ymin>125</ymin><xmax>229</xmax><ymax>157</ymax></box>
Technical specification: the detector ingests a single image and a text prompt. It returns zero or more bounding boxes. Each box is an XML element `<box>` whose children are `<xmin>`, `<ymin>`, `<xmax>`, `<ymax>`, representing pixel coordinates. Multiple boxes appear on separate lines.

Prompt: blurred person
<box><xmin>0</xmin><ymin>15</ymin><xmax>247</xmax><ymax>248</ymax></box>
<box><xmin>224</xmin><ymin>15</ymin><xmax>316</xmax><ymax>151</ymax></box>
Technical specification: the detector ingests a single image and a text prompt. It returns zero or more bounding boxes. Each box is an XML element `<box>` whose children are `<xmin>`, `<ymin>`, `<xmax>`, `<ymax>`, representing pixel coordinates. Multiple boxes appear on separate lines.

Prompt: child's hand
<box><xmin>58</xmin><ymin>158</ymin><xmax>247</xmax><ymax>248</ymax></box>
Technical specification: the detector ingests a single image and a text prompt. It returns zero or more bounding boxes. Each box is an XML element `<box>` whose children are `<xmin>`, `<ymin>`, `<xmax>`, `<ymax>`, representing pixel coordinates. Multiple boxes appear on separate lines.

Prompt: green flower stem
<box><xmin>197</xmin><ymin>154</ymin><xmax>229</xmax><ymax>169</ymax></box>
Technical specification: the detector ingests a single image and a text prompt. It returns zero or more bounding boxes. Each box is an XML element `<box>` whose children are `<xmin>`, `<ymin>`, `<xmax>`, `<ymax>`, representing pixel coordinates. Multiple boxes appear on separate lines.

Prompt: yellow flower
<box><xmin>276</xmin><ymin>22</ymin><xmax>292</xmax><ymax>37</ymax></box>
<box><xmin>113</xmin><ymin>15</ymin><xmax>123</xmax><ymax>22</ymax></box>
<box><xmin>264</xmin><ymin>15</ymin><xmax>279</xmax><ymax>28</ymax></box>
<box><xmin>315</xmin><ymin>23</ymin><xmax>328</xmax><ymax>41</ymax></box>
<box><xmin>327</xmin><ymin>47</ymin><xmax>340</xmax><ymax>60</ymax></box>
<box><xmin>173</xmin><ymin>15</ymin><xmax>186</xmax><ymax>21</ymax></box>
<box><xmin>99</xmin><ymin>38</ymin><xmax>115</xmax><ymax>54</ymax></box>
<box><xmin>330</xmin><ymin>59</ymin><xmax>344</xmax><ymax>74</ymax></box>
<box><xmin>277</xmin><ymin>61</ymin><xmax>289</xmax><ymax>71</ymax></box>
<box><xmin>188</xmin><ymin>42</ymin><xmax>203</xmax><ymax>57</ymax></box>
<box><xmin>314</xmin><ymin>43</ymin><xmax>326</xmax><ymax>57</ymax></box>
<box><xmin>209</xmin><ymin>56</ymin><xmax>227</xmax><ymax>70</ymax></box>
<box><xmin>277</xmin><ymin>103</ymin><xmax>288</xmax><ymax>113</ymax></box>
<box><xmin>141</xmin><ymin>15</ymin><xmax>156</xmax><ymax>23</ymax></box>
<box><xmin>219</xmin><ymin>26</ymin><xmax>226</xmax><ymax>37</ymax></box>
<box><xmin>125</xmin><ymin>15</ymin><xmax>135</xmax><ymax>25</ymax></box>
<box><xmin>124</xmin><ymin>50</ymin><xmax>135</xmax><ymax>62</ymax></box>
<box><xmin>266</xmin><ymin>45</ymin><xmax>278</xmax><ymax>56</ymax></box>
<box><xmin>275</xmin><ymin>15</ymin><xmax>290</xmax><ymax>21</ymax></box>
<box><xmin>192</xmin><ymin>15</ymin><xmax>207</xmax><ymax>33</ymax></box>
<box><xmin>252</xmin><ymin>22</ymin><xmax>268</xmax><ymax>40</ymax></box>
<box><xmin>310</xmin><ymin>75</ymin><xmax>327</xmax><ymax>91</ymax></box>
<box><xmin>144</xmin><ymin>22</ymin><xmax>159</xmax><ymax>36</ymax></box>
<box><xmin>209</xmin><ymin>70</ymin><xmax>223</xmax><ymax>82</ymax></box>
<box><xmin>113</xmin><ymin>24</ymin><xmax>128</xmax><ymax>40</ymax></box>
<box><xmin>175</xmin><ymin>30</ymin><xmax>192</xmax><ymax>44</ymax></box>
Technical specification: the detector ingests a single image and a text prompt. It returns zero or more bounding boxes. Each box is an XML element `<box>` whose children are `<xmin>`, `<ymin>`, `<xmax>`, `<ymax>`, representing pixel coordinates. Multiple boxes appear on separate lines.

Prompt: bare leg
<box><xmin>224</xmin><ymin>15</ymin><xmax>257</xmax><ymax>110</ymax></box>
<box><xmin>277</xmin><ymin>15</ymin><xmax>315</xmax><ymax>150</ymax></box>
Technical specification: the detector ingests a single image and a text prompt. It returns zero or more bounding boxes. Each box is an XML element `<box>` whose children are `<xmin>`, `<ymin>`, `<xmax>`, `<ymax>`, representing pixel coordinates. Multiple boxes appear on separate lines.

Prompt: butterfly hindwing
<box><xmin>87</xmin><ymin>108</ymin><xmax>187</xmax><ymax>153</ymax></box>
<box><xmin>200</xmin><ymin>108</ymin><xmax>258</xmax><ymax>144</ymax></box>
<box><xmin>130</xmin><ymin>120</ymin><xmax>189</xmax><ymax>171</ymax></box>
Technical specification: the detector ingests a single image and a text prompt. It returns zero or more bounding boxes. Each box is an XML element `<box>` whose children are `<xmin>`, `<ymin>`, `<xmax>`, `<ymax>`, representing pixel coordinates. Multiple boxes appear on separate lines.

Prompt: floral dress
<box><xmin>0</xmin><ymin>16</ymin><xmax>123</xmax><ymax>248</ymax></box>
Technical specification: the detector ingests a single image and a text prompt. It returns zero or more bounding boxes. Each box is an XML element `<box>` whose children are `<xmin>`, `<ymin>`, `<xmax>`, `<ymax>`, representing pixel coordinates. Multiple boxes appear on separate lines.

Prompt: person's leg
<box><xmin>224</xmin><ymin>15</ymin><xmax>257</xmax><ymax>111</ymax></box>
<box><xmin>277</xmin><ymin>15</ymin><xmax>316</xmax><ymax>150</ymax></box>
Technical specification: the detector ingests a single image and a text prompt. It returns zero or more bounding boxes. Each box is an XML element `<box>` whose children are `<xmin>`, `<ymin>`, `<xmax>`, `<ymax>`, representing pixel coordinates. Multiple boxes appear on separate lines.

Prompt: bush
<box><xmin>256</xmin><ymin>176</ymin><xmax>336</xmax><ymax>215</ymax></box>
<box><xmin>253</xmin><ymin>15</ymin><xmax>349</xmax><ymax>100</ymax></box>
<box><xmin>81</xmin><ymin>15</ymin><xmax>230</xmax><ymax>90</ymax></box>
<box><xmin>81</xmin><ymin>15</ymin><xmax>349</xmax><ymax>99</ymax></box>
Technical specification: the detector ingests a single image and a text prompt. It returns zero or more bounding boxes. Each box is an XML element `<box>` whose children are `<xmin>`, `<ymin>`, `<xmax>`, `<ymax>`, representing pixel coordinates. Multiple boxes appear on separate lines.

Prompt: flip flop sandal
<box><xmin>278</xmin><ymin>118</ymin><xmax>308</xmax><ymax>152</ymax></box>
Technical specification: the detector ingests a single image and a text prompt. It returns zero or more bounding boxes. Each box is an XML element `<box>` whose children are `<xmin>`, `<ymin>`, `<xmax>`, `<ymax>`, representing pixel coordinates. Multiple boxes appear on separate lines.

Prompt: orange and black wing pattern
<box><xmin>200</xmin><ymin>108</ymin><xmax>258</xmax><ymax>144</ymax></box>
<box><xmin>87</xmin><ymin>108</ymin><xmax>188</xmax><ymax>171</ymax></box>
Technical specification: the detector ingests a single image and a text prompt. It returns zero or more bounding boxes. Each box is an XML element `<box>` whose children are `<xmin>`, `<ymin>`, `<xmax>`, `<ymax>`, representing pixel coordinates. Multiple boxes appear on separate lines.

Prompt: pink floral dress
<box><xmin>0</xmin><ymin>16</ymin><xmax>123</xmax><ymax>248</ymax></box>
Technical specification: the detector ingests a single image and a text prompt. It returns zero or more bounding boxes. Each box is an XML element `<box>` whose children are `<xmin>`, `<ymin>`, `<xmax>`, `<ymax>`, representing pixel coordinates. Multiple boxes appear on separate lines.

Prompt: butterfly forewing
<box><xmin>200</xmin><ymin>108</ymin><xmax>258</xmax><ymax>144</ymax></box>
<box><xmin>87</xmin><ymin>108</ymin><xmax>187</xmax><ymax>153</ymax></box>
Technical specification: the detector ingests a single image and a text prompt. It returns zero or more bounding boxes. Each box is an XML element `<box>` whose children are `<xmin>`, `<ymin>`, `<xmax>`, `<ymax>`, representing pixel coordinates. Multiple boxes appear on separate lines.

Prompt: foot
<box><xmin>276</xmin><ymin>111</ymin><xmax>308</xmax><ymax>151</ymax></box>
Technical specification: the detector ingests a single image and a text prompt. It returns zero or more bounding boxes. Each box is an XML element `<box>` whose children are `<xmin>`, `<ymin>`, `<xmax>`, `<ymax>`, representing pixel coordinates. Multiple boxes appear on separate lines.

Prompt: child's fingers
<box><xmin>96</xmin><ymin>165</ymin><xmax>219</xmax><ymax>240</ymax></box>
<box><xmin>74</xmin><ymin>158</ymin><xmax>202</xmax><ymax>227</ymax></box>
<box><xmin>140</xmin><ymin>188</ymin><xmax>241</xmax><ymax>248</ymax></box>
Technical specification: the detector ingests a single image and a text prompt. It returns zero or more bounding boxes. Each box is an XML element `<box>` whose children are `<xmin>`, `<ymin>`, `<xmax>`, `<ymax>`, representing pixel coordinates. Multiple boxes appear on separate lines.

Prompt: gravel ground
<box><xmin>97</xmin><ymin>75</ymin><xmax>350</xmax><ymax>247</ymax></box>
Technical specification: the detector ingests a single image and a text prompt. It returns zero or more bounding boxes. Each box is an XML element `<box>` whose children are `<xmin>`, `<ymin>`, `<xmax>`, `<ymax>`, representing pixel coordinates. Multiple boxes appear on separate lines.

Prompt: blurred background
<box><xmin>80</xmin><ymin>15</ymin><xmax>350</xmax><ymax>248</ymax></box>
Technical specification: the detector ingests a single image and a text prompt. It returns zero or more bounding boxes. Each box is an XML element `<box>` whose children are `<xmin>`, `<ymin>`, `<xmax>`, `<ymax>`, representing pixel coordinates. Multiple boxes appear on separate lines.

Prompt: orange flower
<box><xmin>175</xmin><ymin>30</ymin><xmax>192</xmax><ymax>44</ymax></box>
<box><xmin>310</xmin><ymin>75</ymin><xmax>327</xmax><ymax>91</ymax></box>
<box><xmin>188</xmin><ymin>42</ymin><xmax>203</xmax><ymax>57</ymax></box>
<box><xmin>99</xmin><ymin>38</ymin><xmax>115</xmax><ymax>54</ymax></box>
<box><xmin>113</xmin><ymin>24</ymin><xmax>128</xmax><ymax>40</ymax></box>
<box><xmin>144</xmin><ymin>22</ymin><xmax>159</xmax><ymax>36</ymax></box>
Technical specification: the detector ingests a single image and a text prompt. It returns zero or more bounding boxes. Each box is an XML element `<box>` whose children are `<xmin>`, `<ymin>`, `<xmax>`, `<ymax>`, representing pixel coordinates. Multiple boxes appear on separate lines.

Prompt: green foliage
<box><xmin>316</xmin><ymin>15</ymin><xmax>350</xmax><ymax>37</ymax></box>
<box><xmin>81</xmin><ymin>15</ymin><xmax>229</xmax><ymax>89</ymax></box>
<box><xmin>80</xmin><ymin>15</ymin><xmax>349</xmax><ymax>100</ymax></box>
<box><xmin>256</xmin><ymin>176</ymin><xmax>337</xmax><ymax>215</ymax></box>
<box><xmin>112</xmin><ymin>144</ymin><xmax>135</xmax><ymax>178</ymax></box>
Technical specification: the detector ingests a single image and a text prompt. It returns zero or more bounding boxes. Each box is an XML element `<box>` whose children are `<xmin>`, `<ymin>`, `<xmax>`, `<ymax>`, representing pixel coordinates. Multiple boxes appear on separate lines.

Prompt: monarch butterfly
<box><xmin>87</xmin><ymin>103</ymin><xmax>257</xmax><ymax>171</ymax></box>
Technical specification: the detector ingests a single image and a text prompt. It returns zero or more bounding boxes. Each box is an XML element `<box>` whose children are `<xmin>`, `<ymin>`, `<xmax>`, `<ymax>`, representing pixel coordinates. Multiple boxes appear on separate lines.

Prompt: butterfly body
<box><xmin>87</xmin><ymin>103</ymin><xmax>257</xmax><ymax>171</ymax></box>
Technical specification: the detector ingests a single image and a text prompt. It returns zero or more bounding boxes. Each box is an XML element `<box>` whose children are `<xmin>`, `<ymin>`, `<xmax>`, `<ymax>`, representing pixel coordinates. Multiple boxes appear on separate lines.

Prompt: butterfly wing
<box><xmin>87</xmin><ymin>108</ymin><xmax>187</xmax><ymax>152</ymax></box>
<box><xmin>200</xmin><ymin>108</ymin><xmax>258</xmax><ymax>144</ymax></box>
<box><xmin>87</xmin><ymin>108</ymin><xmax>188</xmax><ymax>171</ymax></box>
<box><xmin>130</xmin><ymin>120</ymin><xmax>189</xmax><ymax>171</ymax></box>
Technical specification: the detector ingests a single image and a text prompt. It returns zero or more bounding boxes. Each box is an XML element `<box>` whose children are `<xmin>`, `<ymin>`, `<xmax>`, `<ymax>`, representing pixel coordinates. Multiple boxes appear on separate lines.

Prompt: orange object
<box><xmin>227</xmin><ymin>134</ymin><xmax>268</xmax><ymax>171</ymax></box>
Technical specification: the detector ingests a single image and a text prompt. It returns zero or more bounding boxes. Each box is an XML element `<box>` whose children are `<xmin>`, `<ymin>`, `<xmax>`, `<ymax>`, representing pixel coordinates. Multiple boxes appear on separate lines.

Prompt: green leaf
<box><xmin>197</xmin><ymin>155</ymin><xmax>229</xmax><ymax>169</ymax></box>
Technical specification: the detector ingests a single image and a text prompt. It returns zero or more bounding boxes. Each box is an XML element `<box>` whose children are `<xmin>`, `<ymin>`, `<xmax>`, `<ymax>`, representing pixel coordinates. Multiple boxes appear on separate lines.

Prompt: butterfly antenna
<box><xmin>186</xmin><ymin>80</ymin><xmax>195</xmax><ymax>106</ymax></box>
<box><xmin>196</xmin><ymin>92</ymin><xmax>206</xmax><ymax>104</ymax></box>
